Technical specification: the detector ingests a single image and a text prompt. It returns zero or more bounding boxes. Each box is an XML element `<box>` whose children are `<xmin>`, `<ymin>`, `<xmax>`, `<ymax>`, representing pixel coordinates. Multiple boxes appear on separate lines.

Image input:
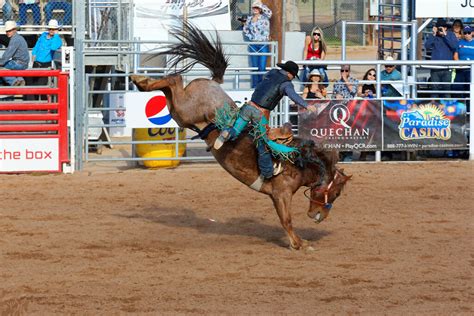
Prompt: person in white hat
<box><xmin>302</xmin><ymin>68</ymin><xmax>327</xmax><ymax>99</ymax></box>
<box><xmin>380</xmin><ymin>55</ymin><xmax>402</xmax><ymax>97</ymax></box>
<box><xmin>243</xmin><ymin>0</ymin><xmax>272</xmax><ymax>88</ymax></box>
<box><xmin>28</xmin><ymin>19</ymin><xmax>63</xmax><ymax>99</ymax></box>
<box><xmin>0</xmin><ymin>21</ymin><xmax>29</xmax><ymax>86</ymax></box>
<box><xmin>32</xmin><ymin>19</ymin><xmax>62</xmax><ymax>68</ymax></box>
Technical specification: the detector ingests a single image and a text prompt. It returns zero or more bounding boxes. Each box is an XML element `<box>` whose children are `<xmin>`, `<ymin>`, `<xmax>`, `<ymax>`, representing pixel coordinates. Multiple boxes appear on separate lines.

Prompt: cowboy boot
<box><xmin>213</xmin><ymin>116</ymin><xmax>249</xmax><ymax>150</ymax></box>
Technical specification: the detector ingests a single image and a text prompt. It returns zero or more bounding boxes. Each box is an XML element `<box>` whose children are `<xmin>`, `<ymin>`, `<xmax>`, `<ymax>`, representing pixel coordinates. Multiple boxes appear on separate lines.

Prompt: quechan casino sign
<box><xmin>298</xmin><ymin>100</ymin><xmax>383</xmax><ymax>151</ymax></box>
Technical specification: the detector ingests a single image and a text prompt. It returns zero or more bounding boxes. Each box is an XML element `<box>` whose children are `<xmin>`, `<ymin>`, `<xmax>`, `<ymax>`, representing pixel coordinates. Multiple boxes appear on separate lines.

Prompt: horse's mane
<box><xmin>152</xmin><ymin>20</ymin><xmax>229</xmax><ymax>83</ymax></box>
<box><xmin>294</xmin><ymin>138</ymin><xmax>339</xmax><ymax>187</ymax></box>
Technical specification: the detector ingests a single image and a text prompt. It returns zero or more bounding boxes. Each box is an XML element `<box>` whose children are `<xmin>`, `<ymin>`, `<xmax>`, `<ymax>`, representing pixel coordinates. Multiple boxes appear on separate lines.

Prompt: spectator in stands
<box><xmin>302</xmin><ymin>26</ymin><xmax>328</xmax><ymax>85</ymax></box>
<box><xmin>332</xmin><ymin>64</ymin><xmax>358</xmax><ymax>99</ymax></box>
<box><xmin>452</xmin><ymin>19</ymin><xmax>464</xmax><ymax>40</ymax></box>
<box><xmin>243</xmin><ymin>0</ymin><xmax>272</xmax><ymax>88</ymax></box>
<box><xmin>28</xmin><ymin>19</ymin><xmax>62</xmax><ymax>98</ymax></box>
<box><xmin>45</xmin><ymin>0</ymin><xmax>72</xmax><ymax>25</ymax></box>
<box><xmin>0</xmin><ymin>21</ymin><xmax>29</xmax><ymax>86</ymax></box>
<box><xmin>357</xmin><ymin>68</ymin><xmax>376</xmax><ymax>98</ymax></box>
<box><xmin>18</xmin><ymin>0</ymin><xmax>40</xmax><ymax>25</ymax></box>
<box><xmin>380</xmin><ymin>56</ymin><xmax>402</xmax><ymax>97</ymax></box>
<box><xmin>424</xmin><ymin>19</ymin><xmax>458</xmax><ymax>98</ymax></box>
<box><xmin>302</xmin><ymin>68</ymin><xmax>327</xmax><ymax>99</ymax></box>
<box><xmin>453</xmin><ymin>25</ymin><xmax>473</xmax><ymax>106</ymax></box>
<box><xmin>1</xmin><ymin>0</ymin><xmax>13</xmax><ymax>23</ymax></box>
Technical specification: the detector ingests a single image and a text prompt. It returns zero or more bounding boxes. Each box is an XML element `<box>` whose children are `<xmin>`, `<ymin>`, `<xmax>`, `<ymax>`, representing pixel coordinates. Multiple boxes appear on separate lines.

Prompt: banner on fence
<box><xmin>0</xmin><ymin>138</ymin><xmax>59</xmax><ymax>172</ymax></box>
<box><xmin>298</xmin><ymin>99</ymin><xmax>382</xmax><ymax>151</ymax></box>
<box><xmin>383</xmin><ymin>100</ymin><xmax>467</xmax><ymax>150</ymax></box>
<box><xmin>125</xmin><ymin>91</ymin><xmax>179</xmax><ymax>128</ymax></box>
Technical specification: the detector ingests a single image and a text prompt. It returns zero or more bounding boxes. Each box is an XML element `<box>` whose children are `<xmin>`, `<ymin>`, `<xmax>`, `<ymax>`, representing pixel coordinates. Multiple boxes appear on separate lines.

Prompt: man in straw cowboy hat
<box><xmin>28</xmin><ymin>19</ymin><xmax>63</xmax><ymax>99</ymax></box>
<box><xmin>0</xmin><ymin>21</ymin><xmax>29</xmax><ymax>86</ymax></box>
<box><xmin>214</xmin><ymin>60</ymin><xmax>316</xmax><ymax>179</ymax></box>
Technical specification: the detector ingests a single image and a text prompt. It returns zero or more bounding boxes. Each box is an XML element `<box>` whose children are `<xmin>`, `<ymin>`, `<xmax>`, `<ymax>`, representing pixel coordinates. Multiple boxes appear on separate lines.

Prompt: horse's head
<box><xmin>306</xmin><ymin>168</ymin><xmax>352</xmax><ymax>223</ymax></box>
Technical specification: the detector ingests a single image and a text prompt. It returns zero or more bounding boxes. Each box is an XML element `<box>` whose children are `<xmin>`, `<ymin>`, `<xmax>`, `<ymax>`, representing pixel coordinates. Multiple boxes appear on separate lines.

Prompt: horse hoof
<box><xmin>305</xmin><ymin>245</ymin><xmax>316</xmax><ymax>252</ymax></box>
<box><xmin>302</xmin><ymin>239</ymin><xmax>315</xmax><ymax>251</ymax></box>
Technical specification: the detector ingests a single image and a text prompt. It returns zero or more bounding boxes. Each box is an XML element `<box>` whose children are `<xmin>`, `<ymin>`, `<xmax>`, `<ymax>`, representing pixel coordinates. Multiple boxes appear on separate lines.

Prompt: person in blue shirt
<box><xmin>29</xmin><ymin>19</ymin><xmax>62</xmax><ymax>99</ymax></box>
<box><xmin>214</xmin><ymin>61</ymin><xmax>316</xmax><ymax>179</ymax></box>
<box><xmin>454</xmin><ymin>25</ymin><xmax>474</xmax><ymax>104</ymax></box>
<box><xmin>380</xmin><ymin>56</ymin><xmax>402</xmax><ymax>97</ymax></box>
<box><xmin>424</xmin><ymin>19</ymin><xmax>458</xmax><ymax>98</ymax></box>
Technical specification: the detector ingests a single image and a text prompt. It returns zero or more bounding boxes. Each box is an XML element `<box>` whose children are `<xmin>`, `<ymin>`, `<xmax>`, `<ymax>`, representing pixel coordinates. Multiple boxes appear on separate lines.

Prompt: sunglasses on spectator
<box><xmin>313</xmin><ymin>32</ymin><xmax>321</xmax><ymax>36</ymax></box>
<box><xmin>368</xmin><ymin>72</ymin><xmax>376</xmax><ymax>76</ymax></box>
<box><xmin>340</xmin><ymin>69</ymin><xmax>350</xmax><ymax>72</ymax></box>
<box><xmin>463</xmin><ymin>31</ymin><xmax>472</xmax><ymax>35</ymax></box>
<box><xmin>385</xmin><ymin>65</ymin><xmax>395</xmax><ymax>68</ymax></box>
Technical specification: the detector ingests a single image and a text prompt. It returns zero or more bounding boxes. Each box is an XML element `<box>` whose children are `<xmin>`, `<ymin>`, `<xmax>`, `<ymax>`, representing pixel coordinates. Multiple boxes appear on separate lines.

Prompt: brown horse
<box><xmin>131</xmin><ymin>22</ymin><xmax>351</xmax><ymax>250</ymax></box>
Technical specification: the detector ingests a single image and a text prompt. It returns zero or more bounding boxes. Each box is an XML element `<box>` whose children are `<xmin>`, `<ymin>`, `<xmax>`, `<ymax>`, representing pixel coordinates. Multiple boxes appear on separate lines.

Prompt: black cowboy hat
<box><xmin>277</xmin><ymin>61</ymin><xmax>300</xmax><ymax>79</ymax></box>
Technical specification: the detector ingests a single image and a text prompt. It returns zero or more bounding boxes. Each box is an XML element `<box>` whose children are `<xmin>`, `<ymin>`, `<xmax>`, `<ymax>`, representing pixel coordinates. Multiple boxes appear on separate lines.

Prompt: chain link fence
<box><xmin>229</xmin><ymin>0</ymin><xmax>366</xmax><ymax>45</ymax></box>
<box><xmin>0</xmin><ymin>0</ymin><xmax>72</xmax><ymax>26</ymax></box>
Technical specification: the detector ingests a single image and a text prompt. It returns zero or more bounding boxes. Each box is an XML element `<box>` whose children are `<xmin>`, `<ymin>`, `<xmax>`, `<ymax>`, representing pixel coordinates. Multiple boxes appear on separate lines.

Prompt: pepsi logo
<box><xmin>145</xmin><ymin>95</ymin><xmax>172</xmax><ymax>125</ymax></box>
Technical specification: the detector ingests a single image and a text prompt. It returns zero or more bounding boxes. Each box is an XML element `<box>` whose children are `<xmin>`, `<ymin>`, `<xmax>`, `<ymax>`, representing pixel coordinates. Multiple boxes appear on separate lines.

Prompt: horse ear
<box><xmin>345</xmin><ymin>174</ymin><xmax>353</xmax><ymax>181</ymax></box>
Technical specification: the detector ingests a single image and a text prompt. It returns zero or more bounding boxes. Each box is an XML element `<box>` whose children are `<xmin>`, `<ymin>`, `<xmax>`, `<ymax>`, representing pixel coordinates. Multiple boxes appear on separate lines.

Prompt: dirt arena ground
<box><xmin>1</xmin><ymin>161</ymin><xmax>473</xmax><ymax>314</ymax></box>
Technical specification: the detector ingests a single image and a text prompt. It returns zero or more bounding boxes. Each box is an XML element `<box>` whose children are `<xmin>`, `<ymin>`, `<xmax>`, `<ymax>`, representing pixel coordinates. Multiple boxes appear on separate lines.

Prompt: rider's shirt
<box><xmin>252</xmin><ymin>69</ymin><xmax>308</xmax><ymax>110</ymax></box>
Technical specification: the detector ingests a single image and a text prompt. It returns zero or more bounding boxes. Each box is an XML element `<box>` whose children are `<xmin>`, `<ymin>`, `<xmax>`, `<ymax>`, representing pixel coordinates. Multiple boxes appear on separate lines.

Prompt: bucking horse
<box><xmin>131</xmin><ymin>22</ymin><xmax>351</xmax><ymax>250</ymax></box>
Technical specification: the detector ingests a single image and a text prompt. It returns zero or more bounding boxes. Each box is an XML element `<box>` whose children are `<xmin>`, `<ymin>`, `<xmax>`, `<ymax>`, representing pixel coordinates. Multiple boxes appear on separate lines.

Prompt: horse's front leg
<box><xmin>271</xmin><ymin>191</ymin><xmax>304</xmax><ymax>250</ymax></box>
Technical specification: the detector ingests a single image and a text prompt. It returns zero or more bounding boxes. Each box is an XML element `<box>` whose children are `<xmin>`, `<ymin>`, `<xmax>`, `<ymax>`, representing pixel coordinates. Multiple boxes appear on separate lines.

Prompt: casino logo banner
<box><xmin>383</xmin><ymin>100</ymin><xmax>467</xmax><ymax>150</ymax></box>
<box><xmin>298</xmin><ymin>99</ymin><xmax>382</xmax><ymax>151</ymax></box>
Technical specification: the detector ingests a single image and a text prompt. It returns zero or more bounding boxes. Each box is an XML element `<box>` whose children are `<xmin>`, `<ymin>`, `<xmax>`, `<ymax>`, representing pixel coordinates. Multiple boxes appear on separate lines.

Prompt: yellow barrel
<box><xmin>134</xmin><ymin>128</ymin><xmax>186</xmax><ymax>168</ymax></box>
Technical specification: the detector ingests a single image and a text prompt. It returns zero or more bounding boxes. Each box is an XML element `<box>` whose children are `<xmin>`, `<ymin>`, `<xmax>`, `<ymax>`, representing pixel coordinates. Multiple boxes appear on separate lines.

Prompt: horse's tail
<box><xmin>154</xmin><ymin>20</ymin><xmax>229</xmax><ymax>84</ymax></box>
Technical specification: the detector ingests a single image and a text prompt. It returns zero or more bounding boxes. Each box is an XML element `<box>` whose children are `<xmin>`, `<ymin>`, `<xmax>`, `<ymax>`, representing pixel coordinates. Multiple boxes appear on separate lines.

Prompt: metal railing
<box><xmin>285</xmin><ymin>59</ymin><xmax>473</xmax><ymax>161</ymax></box>
<box><xmin>76</xmin><ymin>38</ymin><xmax>278</xmax><ymax>170</ymax></box>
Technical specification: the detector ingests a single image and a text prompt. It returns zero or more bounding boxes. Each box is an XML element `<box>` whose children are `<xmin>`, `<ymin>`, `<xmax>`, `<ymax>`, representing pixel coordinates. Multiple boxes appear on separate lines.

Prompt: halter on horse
<box><xmin>131</xmin><ymin>21</ymin><xmax>351</xmax><ymax>250</ymax></box>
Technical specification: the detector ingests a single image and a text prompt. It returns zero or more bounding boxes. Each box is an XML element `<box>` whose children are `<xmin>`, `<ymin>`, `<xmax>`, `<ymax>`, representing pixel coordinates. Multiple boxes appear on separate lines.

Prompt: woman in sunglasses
<box><xmin>357</xmin><ymin>68</ymin><xmax>377</xmax><ymax>98</ymax></box>
<box><xmin>302</xmin><ymin>26</ymin><xmax>328</xmax><ymax>85</ymax></box>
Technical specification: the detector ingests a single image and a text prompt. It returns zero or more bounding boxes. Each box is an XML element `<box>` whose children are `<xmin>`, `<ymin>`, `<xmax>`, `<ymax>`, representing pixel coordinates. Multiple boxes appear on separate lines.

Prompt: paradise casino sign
<box><xmin>383</xmin><ymin>100</ymin><xmax>467</xmax><ymax>151</ymax></box>
<box><xmin>398</xmin><ymin>105</ymin><xmax>451</xmax><ymax>141</ymax></box>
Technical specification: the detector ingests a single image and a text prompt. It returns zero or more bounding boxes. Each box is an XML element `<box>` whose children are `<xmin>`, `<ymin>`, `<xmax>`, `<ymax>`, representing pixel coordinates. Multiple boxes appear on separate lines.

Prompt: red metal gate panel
<box><xmin>0</xmin><ymin>70</ymin><xmax>69</xmax><ymax>173</ymax></box>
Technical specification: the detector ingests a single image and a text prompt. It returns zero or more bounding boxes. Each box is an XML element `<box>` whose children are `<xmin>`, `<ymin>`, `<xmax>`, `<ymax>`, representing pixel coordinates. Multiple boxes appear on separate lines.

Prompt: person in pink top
<box><xmin>302</xmin><ymin>26</ymin><xmax>328</xmax><ymax>85</ymax></box>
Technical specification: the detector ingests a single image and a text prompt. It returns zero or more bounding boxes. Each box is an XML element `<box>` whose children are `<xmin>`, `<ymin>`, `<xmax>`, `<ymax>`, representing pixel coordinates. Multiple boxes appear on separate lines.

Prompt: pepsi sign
<box><xmin>125</xmin><ymin>91</ymin><xmax>178</xmax><ymax>128</ymax></box>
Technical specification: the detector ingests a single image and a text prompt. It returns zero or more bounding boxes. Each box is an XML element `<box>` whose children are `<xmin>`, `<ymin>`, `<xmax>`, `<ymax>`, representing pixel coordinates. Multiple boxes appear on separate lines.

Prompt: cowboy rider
<box><xmin>214</xmin><ymin>60</ymin><xmax>316</xmax><ymax>179</ymax></box>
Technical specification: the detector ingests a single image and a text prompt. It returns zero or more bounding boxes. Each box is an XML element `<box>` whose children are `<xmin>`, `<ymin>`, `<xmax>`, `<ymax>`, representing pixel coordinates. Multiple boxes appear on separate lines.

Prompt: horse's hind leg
<box><xmin>130</xmin><ymin>75</ymin><xmax>182</xmax><ymax>92</ymax></box>
<box><xmin>271</xmin><ymin>191</ymin><xmax>303</xmax><ymax>250</ymax></box>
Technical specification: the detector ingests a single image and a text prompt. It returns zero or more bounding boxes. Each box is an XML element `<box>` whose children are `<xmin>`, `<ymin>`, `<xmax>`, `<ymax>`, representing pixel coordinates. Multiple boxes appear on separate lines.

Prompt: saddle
<box><xmin>267</xmin><ymin>123</ymin><xmax>294</xmax><ymax>146</ymax></box>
